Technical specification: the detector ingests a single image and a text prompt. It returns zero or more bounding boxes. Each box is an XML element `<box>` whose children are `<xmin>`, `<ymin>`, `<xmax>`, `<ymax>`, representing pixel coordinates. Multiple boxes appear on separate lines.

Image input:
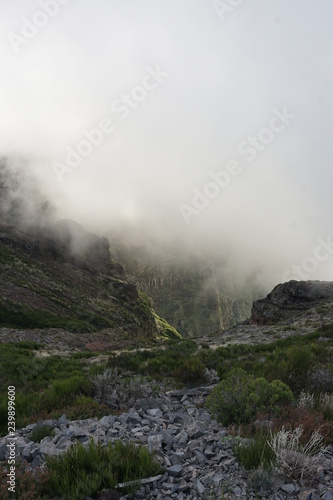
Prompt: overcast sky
<box><xmin>1</xmin><ymin>0</ymin><xmax>333</xmax><ymax>288</ymax></box>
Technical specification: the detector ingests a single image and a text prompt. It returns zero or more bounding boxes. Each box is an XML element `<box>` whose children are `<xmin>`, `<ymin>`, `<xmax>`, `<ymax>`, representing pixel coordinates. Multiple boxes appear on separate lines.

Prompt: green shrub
<box><xmin>0</xmin><ymin>301</ymin><xmax>93</xmax><ymax>332</ymax></box>
<box><xmin>207</xmin><ymin>368</ymin><xmax>252</xmax><ymax>425</ymax></box>
<box><xmin>173</xmin><ymin>357</ymin><xmax>206</xmax><ymax>386</ymax></box>
<box><xmin>233</xmin><ymin>430</ymin><xmax>275</xmax><ymax>470</ymax></box>
<box><xmin>108</xmin><ymin>340</ymin><xmax>198</xmax><ymax>383</ymax></box>
<box><xmin>201</xmin><ymin>343</ymin><xmax>210</xmax><ymax>349</ymax></box>
<box><xmin>46</xmin><ymin>439</ymin><xmax>162</xmax><ymax>499</ymax></box>
<box><xmin>207</xmin><ymin>368</ymin><xmax>294</xmax><ymax>426</ymax></box>
<box><xmin>247</xmin><ymin>464</ymin><xmax>273</xmax><ymax>493</ymax></box>
<box><xmin>30</xmin><ymin>425</ymin><xmax>55</xmax><ymax>443</ymax></box>
<box><xmin>0</xmin><ymin>344</ymin><xmax>106</xmax><ymax>435</ymax></box>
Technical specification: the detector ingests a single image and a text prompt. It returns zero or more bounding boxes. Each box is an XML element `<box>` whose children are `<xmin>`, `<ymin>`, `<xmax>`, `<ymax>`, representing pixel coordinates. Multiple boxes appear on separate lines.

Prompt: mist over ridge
<box><xmin>1</xmin><ymin>0</ymin><xmax>333</xmax><ymax>296</ymax></box>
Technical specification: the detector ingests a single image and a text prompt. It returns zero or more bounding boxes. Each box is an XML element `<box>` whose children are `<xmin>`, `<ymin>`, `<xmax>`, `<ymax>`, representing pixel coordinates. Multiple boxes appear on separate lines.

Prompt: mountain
<box><xmin>0</xmin><ymin>159</ymin><xmax>181</xmax><ymax>343</ymax></box>
<box><xmin>110</xmin><ymin>241</ymin><xmax>258</xmax><ymax>338</ymax></box>
<box><xmin>193</xmin><ymin>279</ymin><xmax>333</xmax><ymax>349</ymax></box>
<box><xmin>251</xmin><ymin>280</ymin><xmax>333</xmax><ymax>325</ymax></box>
<box><xmin>0</xmin><ymin>219</ymin><xmax>180</xmax><ymax>344</ymax></box>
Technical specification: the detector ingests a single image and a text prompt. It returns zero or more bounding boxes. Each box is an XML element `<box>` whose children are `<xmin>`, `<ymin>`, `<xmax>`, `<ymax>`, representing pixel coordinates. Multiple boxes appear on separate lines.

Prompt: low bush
<box><xmin>269</xmin><ymin>425</ymin><xmax>328</xmax><ymax>486</ymax></box>
<box><xmin>268</xmin><ymin>405</ymin><xmax>333</xmax><ymax>445</ymax></box>
<box><xmin>46</xmin><ymin>439</ymin><xmax>162</xmax><ymax>498</ymax></box>
<box><xmin>310</xmin><ymin>368</ymin><xmax>333</xmax><ymax>393</ymax></box>
<box><xmin>297</xmin><ymin>390</ymin><xmax>315</xmax><ymax>410</ymax></box>
<box><xmin>0</xmin><ymin>343</ymin><xmax>106</xmax><ymax>436</ymax></box>
<box><xmin>319</xmin><ymin>393</ymin><xmax>333</xmax><ymax>420</ymax></box>
<box><xmin>247</xmin><ymin>465</ymin><xmax>273</xmax><ymax>494</ymax></box>
<box><xmin>233</xmin><ymin>430</ymin><xmax>275</xmax><ymax>470</ymax></box>
<box><xmin>206</xmin><ymin>368</ymin><xmax>293</xmax><ymax>426</ymax></box>
<box><xmin>107</xmin><ymin>340</ymin><xmax>198</xmax><ymax>383</ymax></box>
<box><xmin>0</xmin><ymin>461</ymin><xmax>48</xmax><ymax>499</ymax></box>
<box><xmin>30</xmin><ymin>425</ymin><xmax>55</xmax><ymax>443</ymax></box>
<box><xmin>172</xmin><ymin>357</ymin><xmax>206</xmax><ymax>386</ymax></box>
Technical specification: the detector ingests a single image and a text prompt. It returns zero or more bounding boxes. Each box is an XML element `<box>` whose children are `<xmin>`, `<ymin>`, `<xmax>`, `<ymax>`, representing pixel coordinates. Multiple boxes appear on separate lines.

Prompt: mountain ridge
<box><xmin>0</xmin><ymin>219</ymin><xmax>180</xmax><ymax>343</ymax></box>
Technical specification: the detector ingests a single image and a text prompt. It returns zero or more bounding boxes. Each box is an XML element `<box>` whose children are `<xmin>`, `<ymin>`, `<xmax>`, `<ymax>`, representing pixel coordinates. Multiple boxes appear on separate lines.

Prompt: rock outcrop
<box><xmin>0</xmin><ymin>221</ymin><xmax>179</xmax><ymax>340</ymax></box>
<box><xmin>251</xmin><ymin>281</ymin><xmax>333</xmax><ymax>325</ymax></box>
<box><xmin>111</xmin><ymin>242</ymin><xmax>256</xmax><ymax>338</ymax></box>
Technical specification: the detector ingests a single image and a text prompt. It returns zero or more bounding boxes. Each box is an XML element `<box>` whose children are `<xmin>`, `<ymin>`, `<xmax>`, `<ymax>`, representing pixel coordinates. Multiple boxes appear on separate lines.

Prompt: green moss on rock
<box><xmin>154</xmin><ymin>313</ymin><xmax>182</xmax><ymax>340</ymax></box>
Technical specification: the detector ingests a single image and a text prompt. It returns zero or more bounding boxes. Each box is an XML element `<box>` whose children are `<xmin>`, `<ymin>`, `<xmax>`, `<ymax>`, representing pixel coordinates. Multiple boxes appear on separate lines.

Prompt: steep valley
<box><xmin>111</xmin><ymin>242</ymin><xmax>259</xmax><ymax>338</ymax></box>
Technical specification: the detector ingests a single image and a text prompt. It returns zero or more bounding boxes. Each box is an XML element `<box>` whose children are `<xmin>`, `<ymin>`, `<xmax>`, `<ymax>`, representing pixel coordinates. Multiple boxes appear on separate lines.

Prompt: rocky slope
<box><xmin>111</xmin><ymin>241</ymin><xmax>257</xmax><ymax>338</ymax></box>
<box><xmin>190</xmin><ymin>279</ymin><xmax>333</xmax><ymax>350</ymax></box>
<box><xmin>251</xmin><ymin>280</ymin><xmax>333</xmax><ymax>325</ymax></box>
<box><xmin>0</xmin><ymin>220</ymin><xmax>180</xmax><ymax>342</ymax></box>
<box><xmin>0</xmin><ymin>159</ymin><xmax>180</xmax><ymax>342</ymax></box>
<box><xmin>2</xmin><ymin>387</ymin><xmax>333</xmax><ymax>499</ymax></box>
<box><xmin>1</xmin><ymin>277</ymin><xmax>333</xmax><ymax>498</ymax></box>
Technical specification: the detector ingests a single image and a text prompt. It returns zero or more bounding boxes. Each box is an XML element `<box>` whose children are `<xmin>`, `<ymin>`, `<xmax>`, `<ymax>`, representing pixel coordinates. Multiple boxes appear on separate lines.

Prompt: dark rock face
<box><xmin>251</xmin><ymin>280</ymin><xmax>333</xmax><ymax>325</ymax></box>
<box><xmin>46</xmin><ymin>219</ymin><xmax>125</xmax><ymax>277</ymax></box>
<box><xmin>0</xmin><ymin>219</ymin><xmax>126</xmax><ymax>278</ymax></box>
<box><xmin>49</xmin><ymin>219</ymin><xmax>112</xmax><ymax>273</ymax></box>
<box><xmin>111</xmin><ymin>242</ymin><xmax>256</xmax><ymax>338</ymax></box>
<box><xmin>0</xmin><ymin>221</ymin><xmax>166</xmax><ymax>338</ymax></box>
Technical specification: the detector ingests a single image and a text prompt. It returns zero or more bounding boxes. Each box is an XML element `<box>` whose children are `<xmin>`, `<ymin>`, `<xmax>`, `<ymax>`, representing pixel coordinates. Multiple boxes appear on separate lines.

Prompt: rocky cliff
<box><xmin>251</xmin><ymin>280</ymin><xmax>333</xmax><ymax>325</ymax></box>
<box><xmin>0</xmin><ymin>220</ymin><xmax>180</xmax><ymax>341</ymax></box>
<box><xmin>110</xmin><ymin>242</ymin><xmax>256</xmax><ymax>338</ymax></box>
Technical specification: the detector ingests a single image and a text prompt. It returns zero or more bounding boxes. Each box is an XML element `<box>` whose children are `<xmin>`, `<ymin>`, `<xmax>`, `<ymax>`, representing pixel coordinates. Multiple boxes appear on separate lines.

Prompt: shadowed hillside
<box><xmin>0</xmin><ymin>160</ymin><xmax>180</xmax><ymax>342</ymax></box>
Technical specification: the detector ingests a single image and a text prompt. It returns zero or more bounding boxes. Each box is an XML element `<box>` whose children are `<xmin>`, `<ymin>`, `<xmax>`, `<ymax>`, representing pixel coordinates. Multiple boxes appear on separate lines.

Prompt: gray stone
<box><xmin>192</xmin><ymin>429</ymin><xmax>206</xmax><ymax>439</ymax></box>
<box><xmin>146</xmin><ymin>408</ymin><xmax>163</xmax><ymax>418</ymax></box>
<box><xmin>126</xmin><ymin>414</ymin><xmax>142</xmax><ymax>425</ymax></box>
<box><xmin>22</xmin><ymin>445</ymin><xmax>32</xmax><ymax>462</ymax></box>
<box><xmin>57</xmin><ymin>414</ymin><xmax>68</xmax><ymax>425</ymax></box>
<box><xmin>56</xmin><ymin>436</ymin><xmax>72</xmax><ymax>449</ymax></box>
<box><xmin>176</xmin><ymin>431</ymin><xmax>188</xmax><ymax>446</ymax></box>
<box><xmin>196</xmin><ymin>479</ymin><xmax>205</xmax><ymax>494</ymax></box>
<box><xmin>31</xmin><ymin>447</ymin><xmax>40</xmax><ymax>460</ymax></box>
<box><xmin>174</xmin><ymin>415</ymin><xmax>184</xmax><ymax>425</ymax></box>
<box><xmin>6</xmin><ymin>383</ymin><xmax>328</xmax><ymax>500</ymax></box>
<box><xmin>30</xmin><ymin>455</ymin><xmax>44</xmax><ymax>468</ymax></box>
<box><xmin>204</xmin><ymin>449</ymin><xmax>215</xmax><ymax>459</ymax></box>
<box><xmin>134</xmin><ymin>492</ymin><xmax>145</xmax><ymax>499</ymax></box>
<box><xmin>251</xmin><ymin>280</ymin><xmax>333</xmax><ymax>325</ymax></box>
<box><xmin>39</xmin><ymin>443</ymin><xmax>62</xmax><ymax>457</ymax></box>
<box><xmin>194</xmin><ymin>449</ymin><xmax>205</xmax><ymax>465</ymax></box>
<box><xmin>298</xmin><ymin>491</ymin><xmax>315</xmax><ymax>500</ymax></box>
<box><xmin>212</xmin><ymin>472</ymin><xmax>223</xmax><ymax>484</ymax></box>
<box><xmin>148</xmin><ymin>434</ymin><xmax>163</xmax><ymax>452</ymax></box>
<box><xmin>162</xmin><ymin>483</ymin><xmax>179</xmax><ymax>493</ymax></box>
<box><xmin>162</xmin><ymin>431</ymin><xmax>174</xmax><ymax>446</ymax></box>
<box><xmin>26</xmin><ymin>423</ymin><xmax>37</xmax><ymax>432</ymax></box>
<box><xmin>178</xmin><ymin>479</ymin><xmax>190</xmax><ymax>492</ymax></box>
<box><xmin>280</xmin><ymin>483</ymin><xmax>299</xmax><ymax>494</ymax></box>
<box><xmin>66</xmin><ymin>425</ymin><xmax>89</xmax><ymax>440</ymax></box>
<box><xmin>98</xmin><ymin>415</ymin><xmax>116</xmax><ymax>427</ymax></box>
<box><xmin>167</xmin><ymin>464</ymin><xmax>183</xmax><ymax>478</ymax></box>
<box><xmin>170</xmin><ymin>453</ymin><xmax>183</xmax><ymax>465</ymax></box>
<box><xmin>43</xmin><ymin>419</ymin><xmax>54</xmax><ymax>427</ymax></box>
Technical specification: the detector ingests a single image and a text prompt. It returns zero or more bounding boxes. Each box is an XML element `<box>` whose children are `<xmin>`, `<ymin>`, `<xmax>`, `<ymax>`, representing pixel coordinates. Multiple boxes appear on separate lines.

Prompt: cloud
<box><xmin>1</xmin><ymin>0</ymin><xmax>333</xmax><ymax>290</ymax></box>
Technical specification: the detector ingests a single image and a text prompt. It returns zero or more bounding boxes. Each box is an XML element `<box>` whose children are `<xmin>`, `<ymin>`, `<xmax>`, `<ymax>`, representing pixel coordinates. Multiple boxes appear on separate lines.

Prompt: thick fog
<box><xmin>1</xmin><ymin>0</ymin><xmax>333</xmax><ymax>290</ymax></box>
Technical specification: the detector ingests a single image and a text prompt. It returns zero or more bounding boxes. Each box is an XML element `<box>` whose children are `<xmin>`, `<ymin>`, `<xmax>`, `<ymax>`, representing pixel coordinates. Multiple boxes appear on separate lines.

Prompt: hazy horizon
<box><xmin>1</xmin><ymin>0</ymin><xmax>333</xmax><ymax>291</ymax></box>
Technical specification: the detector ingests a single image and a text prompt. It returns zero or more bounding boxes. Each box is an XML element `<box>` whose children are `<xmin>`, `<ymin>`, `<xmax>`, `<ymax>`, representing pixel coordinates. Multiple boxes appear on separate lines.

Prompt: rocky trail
<box><xmin>1</xmin><ymin>281</ymin><xmax>333</xmax><ymax>498</ymax></box>
<box><xmin>1</xmin><ymin>386</ymin><xmax>333</xmax><ymax>500</ymax></box>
